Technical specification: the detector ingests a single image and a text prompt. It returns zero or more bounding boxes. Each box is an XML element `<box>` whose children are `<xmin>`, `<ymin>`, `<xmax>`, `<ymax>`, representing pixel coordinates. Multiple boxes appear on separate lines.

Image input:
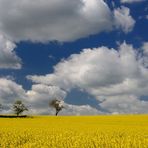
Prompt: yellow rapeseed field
<box><xmin>0</xmin><ymin>115</ymin><xmax>148</xmax><ymax>148</ymax></box>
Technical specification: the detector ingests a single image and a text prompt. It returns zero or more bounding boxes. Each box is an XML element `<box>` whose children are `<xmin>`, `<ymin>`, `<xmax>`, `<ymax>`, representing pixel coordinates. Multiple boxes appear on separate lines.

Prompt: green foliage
<box><xmin>13</xmin><ymin>100</ymin><xmax>28</xmax><ymax>116</ymax></box>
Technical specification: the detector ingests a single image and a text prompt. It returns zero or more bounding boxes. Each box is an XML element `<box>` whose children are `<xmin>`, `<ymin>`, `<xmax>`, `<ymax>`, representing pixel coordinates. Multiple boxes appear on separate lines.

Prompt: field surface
<box><xmin>0</xmin><ymin>115</ymin><xmax>148</xmax><ymax>148</ymax></box>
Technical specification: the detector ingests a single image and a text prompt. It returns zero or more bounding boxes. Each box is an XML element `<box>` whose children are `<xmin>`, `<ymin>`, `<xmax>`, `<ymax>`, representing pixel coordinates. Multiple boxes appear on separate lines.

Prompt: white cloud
<box><xmin>26</xmin><ymin>84</ymin><xmax>104</xmax><ymax>115</ymax></box>
<box><xmin>100</xmin><ymin>95</ymin><xmax>148</xmax><ymax>114</ymax></box>
<box><xmin>0</xmin><ymin>78</ymin><xmax>26</xmax><ymax>113</ymax></box>
<box><xmin>26</xmin><ymin>84</ymin><xmax>67</xmax><ymax>114</ymax></box>
<box><xmin>28</xmin><ymin>42</ymin><xmax>148</xmax><ymax>114</ymax></box>
<box><xmin>121</xmin><ymin>0</ymin><xmax>145</xmax><ymax>3</ymax></box>
<box><xmin>142</xmin><ymin>42</ymin><xmax>148</xmax><ymax>55</ymax></box>
<box><xmin>0</xmin><ymin>0</ymin><xmax>112</xmax><ymax>42</ymax></box>
<box><xmin>0</xmin><ymin>0</ymin><xmax>135</xmax><ymax>73</ymax></box>
<box><xmin>27</xmin><ymin>84</ymin><xmax>66</xmax><ymax>102</ymax></box>
<box><xmin>0</xmin><ymin>78</ymin><xmax>101</xmax><ymax>115</ymax></box>
<box><xmin>0</xmin><ymin>78</ymin><xmax>26</xmax><ymax>104</ymax></box>
<box><xmin>28</xmin><ymin>42</ymin><xmax>145</xmax><ymax>93</ymax></box>
<box><xmin>0</xmin><ymin>34</ymin><xmax>21</xmax><ymax>69</ymax></box>
<box><xmin>61</xmin><ymin>103</ymin><xmax>103</xmax><ymax>115</ymax></box>
<box><xmin>0</xmin><ymin>0</ymin><xmax>135</xmax><ymax>43</ymax></box>
<box><xmin>141</xmin><ymin>42</ymin><xmax>148</xmax><ymax>67</ymax></box>
<box><xmin>113</xmin><ymin>6</ymin><xmax>135</xmax><ymax>33</ymax></box>
<box><xmin>2</xmin><ymin>40</ymin><xmax>148</xmax><ymax>114</ymax></box>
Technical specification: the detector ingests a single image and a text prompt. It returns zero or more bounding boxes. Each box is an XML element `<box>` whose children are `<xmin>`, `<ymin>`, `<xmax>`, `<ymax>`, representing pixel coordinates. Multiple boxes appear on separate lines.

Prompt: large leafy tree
<box><xmin>13</xmin><ymin>100</ymin><xmax>28</xmax><ymax>116</ymax></box>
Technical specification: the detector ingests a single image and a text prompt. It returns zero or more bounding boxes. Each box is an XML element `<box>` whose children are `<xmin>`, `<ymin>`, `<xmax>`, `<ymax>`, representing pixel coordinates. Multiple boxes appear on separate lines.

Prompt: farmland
<box><xmin>0</xmin><ymin>115</ymin><xmax>148</xmax><ymax>147</ymax></box>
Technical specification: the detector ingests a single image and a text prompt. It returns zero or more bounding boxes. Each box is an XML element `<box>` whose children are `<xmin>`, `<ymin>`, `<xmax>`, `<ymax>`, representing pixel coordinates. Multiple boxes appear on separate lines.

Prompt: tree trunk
<box><xmin>55</xmin><ymin>111</ymin><xmax>59</xmax><ymax>116</ymax></box>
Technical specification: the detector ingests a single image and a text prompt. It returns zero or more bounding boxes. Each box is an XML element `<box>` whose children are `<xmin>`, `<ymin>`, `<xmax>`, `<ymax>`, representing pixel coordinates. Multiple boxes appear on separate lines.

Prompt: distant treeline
<box><xmin>0</xmin><ymin>115</ymin><xmax>27</xmax><ymax>118</ymax></box>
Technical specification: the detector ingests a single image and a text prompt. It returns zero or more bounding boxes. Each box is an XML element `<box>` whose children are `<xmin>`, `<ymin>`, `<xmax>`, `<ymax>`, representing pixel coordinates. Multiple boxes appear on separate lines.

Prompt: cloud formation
<box><xmin>114</xmin><ymin>6</ymin><xmax>135</xmax><ymax>33</ymax></box>
<box><xmin>141</xmin><ymin>42</ymin><xmax>148</xmax><ymax>67</ymax></box>
<box><xmin>100</xmin><ymin>95</ymin><xmax>148</xmax><ymax>114</ymax></box>
<box><xmin>1</xmin><ymin>41</ymin><xmax>148</xmax><ymax>115</ymax></box>
<box><xmin>121</xmin><ymin>0</ymin><xmax>145</xmax><ymax>3</ymax></box>
<box><xmin>0</xmin><ymin>0</ymin><xmax>142</xmax><ymax>115</ymax></box>
<box><xmin>28</xmin><ymin>42</ymin><xmax>148</xmax><ymax>114</ymax></box>
<box><xmin>0</xmin><ymin>78</ymin><xmax>99</xmax><ymax>115</ymax></box>
<box><xmin>0</xmin><ymin>78</ymin><xmax>26</xmax><ymax>113</ymax></box>
<box><xmin>0</xmin><ymin>0</ymin><xmax>134</xmax><ymax>43</ymax></box>
<box><xmin>26</xmin><ymin>84</ymin><xmax>67</xmax><ymax>114</ymax></box>
<box><xmin>0</xmin><ymin>0</ymin><xmax>135</xmax><ymax>70</ymax></box>
<box><xmin>61</xmin><ymin>103</ymin><xmax>102</xmax><ymax>115</ymax></box>
<box><xmin>0</xmin><ymin>34</ymin><xmax>21</xmax><ymax>69</ymax></box>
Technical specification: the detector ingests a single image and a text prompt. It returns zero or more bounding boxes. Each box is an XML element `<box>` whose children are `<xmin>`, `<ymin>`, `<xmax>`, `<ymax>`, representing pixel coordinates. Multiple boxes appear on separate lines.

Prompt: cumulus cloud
<box><xmin>142</xmin><ymin>42</ymin><xmax>148</xmax><ymax>55</ymax></box>
<box><xmin>0</xmin><ymin>78</ymin><xmax>26</xmax><ymax>113</ymax></box>
<box><xmin>0</xmin><ymin>0</ymin><xmax>112</xmax><ymax>42</ymax></box>
<box><xmin>0</xmin><ymin>78</ymin><xmax>100</xmax><ymax>115</ymax></box>
<box><xmin>0</xmin><ymin>78</ymin><xmax>26</xmax><ymax>104</ymax></box>
<box><xmin>141</xmin><ymin>42</ymin><xmax>148</xmax><ymax>67</ymax></box>
<box><xmin>100</xmin><ymin>95</ymin><xmax>148</xmax><ymax>114</ymax></box>
<box><xmin>0</xmin><ymin>0</ymin><xmax>135</xmax><ymax>43</ymax></box>
<box><xmin>61</xmin><ymin>103</ymin><xmax>102</xmax><ymax>115</ymax></box>
<box><xmin>121</xmin><ymin>0</ymin><xmax>145</xmax><ymax>3</ymax></box>
<box><xmin>28</xmin><ymin>42</ymin><xmax>148</xmax><ymax>114</ymax></box>
<box><xmin>26</xmin><ymin>84</ymin><xmax>101</xmax><ymax>115</ymax></box>
<box><xmin>113</xmin><ymin>6</ymin><xmax>135</xmax><ymax>33</ymax></box>
<box><xmin>28</xmin><ymin>42</ymin><xmax>145</xmax><ymax>92</ymax></box>
<box><xmin>0</xmin><ymin>0</ymin><xmax>135</xmax><ymax>70</ymax></box>
<box><xmin>1</xmin><ymin>40</ymin><xmax>148</xmax><ymax>115</ymax></box>
<box><xmin>0</xmin><ymin>0</ymin><xmax>135</xmax><ymax>72</ymax></box>
<box><xmin>26</xmin><ymin>84</ymin><xmax>67</xmax><ymax>114</ymax></box>
<box><xmin>0</xmin><ymin>34</ymin><xmax>21</xmax><ymax>69</ymax></box>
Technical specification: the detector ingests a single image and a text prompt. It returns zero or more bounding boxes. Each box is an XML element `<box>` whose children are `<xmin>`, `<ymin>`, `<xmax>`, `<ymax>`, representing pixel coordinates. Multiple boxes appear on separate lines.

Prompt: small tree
<box><xmin>13</xmin><ymin>100</ymin><xmax>28</xmax><ymax>116</ymax></box>
<box><xmin>49</xmin><ymin>99</ymin><xmax>64</xmax><ymax>116</ymax></box>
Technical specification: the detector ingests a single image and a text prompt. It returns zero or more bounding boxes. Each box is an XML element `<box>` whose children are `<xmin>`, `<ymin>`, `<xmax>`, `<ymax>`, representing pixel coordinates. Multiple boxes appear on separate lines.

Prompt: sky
<box><xmin>0</xmin><ymin>0</ymin><xmax>148</xmax><ymax>115</ymax></box>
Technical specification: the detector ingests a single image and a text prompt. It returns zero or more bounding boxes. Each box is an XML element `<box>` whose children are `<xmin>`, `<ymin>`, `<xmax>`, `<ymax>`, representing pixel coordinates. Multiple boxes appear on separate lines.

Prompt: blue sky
<box><xmin>0</xmin><ymin>0</ymin><xmax>148</xmax><ymax>115</ymax></box>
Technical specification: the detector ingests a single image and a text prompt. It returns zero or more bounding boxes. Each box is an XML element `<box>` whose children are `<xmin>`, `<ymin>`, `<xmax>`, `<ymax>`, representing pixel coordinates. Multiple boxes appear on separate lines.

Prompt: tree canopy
<box><xmin>13</xmin><ymin>100</ymin><xmax>28</xmax><ymax>116</ymax></box>
<box><xmin>49</xmin><ymin>99</ymin><xmax>64</xmax><ymax>116</ymax></box>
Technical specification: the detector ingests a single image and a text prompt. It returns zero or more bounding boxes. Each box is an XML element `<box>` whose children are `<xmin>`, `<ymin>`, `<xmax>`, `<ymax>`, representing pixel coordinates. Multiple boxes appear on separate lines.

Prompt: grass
<box><xmin>0</xmin><ymin>114</ymin><xmax>148</xmax><ymax>147</ymax></box>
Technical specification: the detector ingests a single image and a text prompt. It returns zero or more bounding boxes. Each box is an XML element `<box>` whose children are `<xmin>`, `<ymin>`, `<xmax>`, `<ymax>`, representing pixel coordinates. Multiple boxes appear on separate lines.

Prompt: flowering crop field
<box><xmin>0</xmin><ymin>115</ymin><xmax>148</xmax><ymax>148</ymax></box>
